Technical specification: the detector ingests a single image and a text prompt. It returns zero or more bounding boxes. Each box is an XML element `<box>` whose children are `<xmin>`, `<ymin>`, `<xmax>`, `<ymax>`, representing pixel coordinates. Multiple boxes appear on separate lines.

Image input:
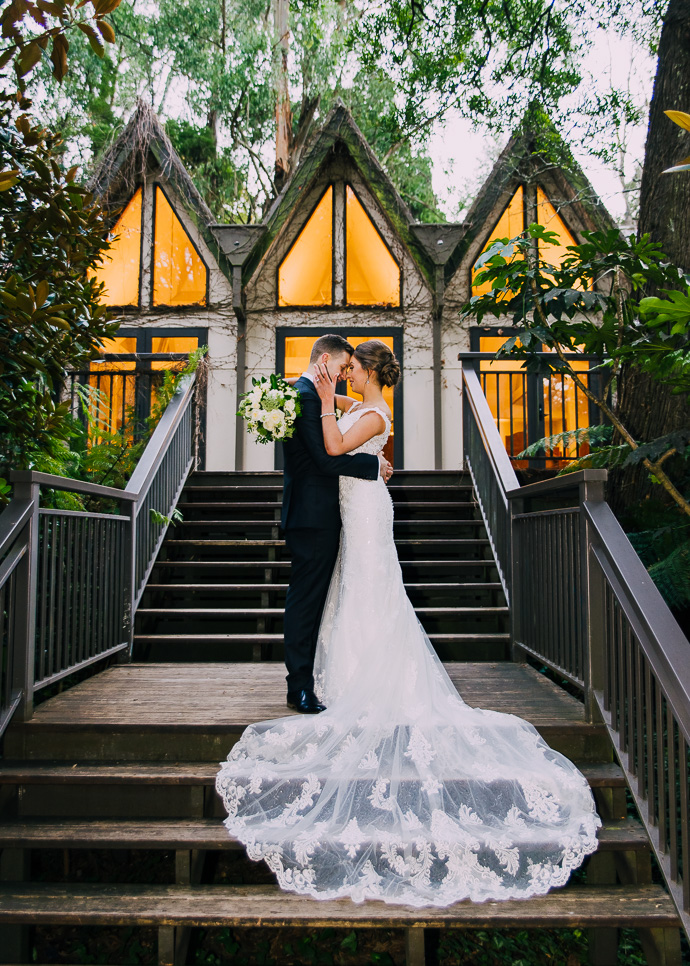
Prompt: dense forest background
<box><xmin>21</xmin><ymin>0</ymin><xmax>666</xmax><ymax>226</ymax></box>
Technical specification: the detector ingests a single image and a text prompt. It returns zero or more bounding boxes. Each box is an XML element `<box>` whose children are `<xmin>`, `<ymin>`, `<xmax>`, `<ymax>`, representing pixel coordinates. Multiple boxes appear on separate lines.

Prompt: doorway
<box><xmin>276</xmin><ymin>327</ymin><xmax>403</xmax><ymax>468</ymax></box>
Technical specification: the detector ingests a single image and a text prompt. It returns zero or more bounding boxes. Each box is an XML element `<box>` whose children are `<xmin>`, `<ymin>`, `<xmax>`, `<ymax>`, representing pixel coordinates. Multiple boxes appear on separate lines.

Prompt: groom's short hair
<box><xmin>310</xmin><ymin>334</ymin><xmax>354</xmax><ymax>361</ymax></box>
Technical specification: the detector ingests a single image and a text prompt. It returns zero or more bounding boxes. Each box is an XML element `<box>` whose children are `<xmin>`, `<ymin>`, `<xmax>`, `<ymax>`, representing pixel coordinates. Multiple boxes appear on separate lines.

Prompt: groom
<box><xmin>281</xmin><ymin>334</ymin><xmax>393</xmax><ymax>713</ymax></box>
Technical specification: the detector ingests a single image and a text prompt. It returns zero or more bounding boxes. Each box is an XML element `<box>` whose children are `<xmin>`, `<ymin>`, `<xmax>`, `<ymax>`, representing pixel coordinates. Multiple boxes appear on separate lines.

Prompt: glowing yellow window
<box><xmin>88</xmin><ymin>336</ymin><xmax>137</xmax><ymax>439</ymax></box>
<box><xmin>278</xmin><ymin>188</ymin><xmax>333</xmax><ymax>306</ymax></box>
<box><xmin>93</xmin><ymin>190</ymin><xmax>142</xmax><ymax>307</ymax></box>
<box><xmin>478</xmin><ymin>334</ymin><xmax>528</xmax><ymax>466</ymax></box>
<box><xmin>472</xmin><ymin>185</ymin><xmax>524</xmax><ymax>297</ymax></box>
<box><xmin>153</xmin><ymin>187</ymin><xmax>207</xmax><ymax>307</ymax></box>
<box><xmin>283</xmin><ymin>332</ymin><xmax>398</xmax><ymax>464</ymax></box>
<box><xmin>536</xmin><ymin>186</ymin><xmax>577</xmax><ymax>269</ymax></box>
<box><xmin>346</xmin><ymin>187</ymin><xmax>400</xmax><ymax>307</ymax></box>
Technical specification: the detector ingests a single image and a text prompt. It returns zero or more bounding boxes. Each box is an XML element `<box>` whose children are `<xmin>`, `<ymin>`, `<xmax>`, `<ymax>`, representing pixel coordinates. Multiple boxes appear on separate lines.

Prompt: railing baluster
<box><xmin>657</xmin><ymin>689</ymin><xmax>667</xmax><ymax>849</ymax></box>
<box><xmin>668</xmin><ymin>707</ymin><xmax>678</xmax><ymax>882</ymax></box>
<box><xmin>678</xmin><ymin>732</ymin><xmax>690</xmax><ymax>909</ymax></box>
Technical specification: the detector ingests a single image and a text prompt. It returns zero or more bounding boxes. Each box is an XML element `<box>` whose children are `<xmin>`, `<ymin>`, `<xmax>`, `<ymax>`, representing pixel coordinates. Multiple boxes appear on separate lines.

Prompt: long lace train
<box><xmin>216</xmin><ymin>406</ymin><xmax>600</xmax><ymax>907</ymax></box>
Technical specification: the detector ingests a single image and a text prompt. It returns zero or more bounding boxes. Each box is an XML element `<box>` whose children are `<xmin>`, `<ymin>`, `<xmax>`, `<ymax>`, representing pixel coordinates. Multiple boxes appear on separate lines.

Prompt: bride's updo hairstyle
<box><xmin>354</xmin><ymin>340</ymin><xmax>401</xmax><ymax>388</ymax></box>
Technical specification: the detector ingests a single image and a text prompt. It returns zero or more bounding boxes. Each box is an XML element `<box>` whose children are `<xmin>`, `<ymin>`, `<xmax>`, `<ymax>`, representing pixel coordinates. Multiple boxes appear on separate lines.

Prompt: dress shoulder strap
<box><xmin>349</xmin><ymin>404</ymin><xmax>391</xmax><ymax>427</ymax></box>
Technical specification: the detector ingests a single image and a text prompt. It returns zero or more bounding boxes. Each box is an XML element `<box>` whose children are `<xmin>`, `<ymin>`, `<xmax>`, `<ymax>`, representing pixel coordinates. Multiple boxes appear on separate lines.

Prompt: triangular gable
<box><xmin>447</xmin><ymin>105</ymin><xmax>619</xmax><ymax>281</ymax></box>
<box><xmin>89</xmin><ymin>101</ymin><xmax>230</xmax><ymax>285</ymax></box>
<box><xmin>242</xmin><ymin>101</ymin><xmax>437</xmax><ymax>289</ymax></box>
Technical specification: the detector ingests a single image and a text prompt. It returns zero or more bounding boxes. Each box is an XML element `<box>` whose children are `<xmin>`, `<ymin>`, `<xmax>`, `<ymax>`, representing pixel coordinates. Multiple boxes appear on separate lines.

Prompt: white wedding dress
<box><xmin>216</xmin><ymin>405</ymin><xmax>600</xmax><ymax>907</ymax></box>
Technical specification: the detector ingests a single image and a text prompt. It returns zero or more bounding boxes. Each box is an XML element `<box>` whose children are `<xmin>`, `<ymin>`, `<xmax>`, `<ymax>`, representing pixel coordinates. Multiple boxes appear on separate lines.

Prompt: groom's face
<box><xmin>321</xmin><ymin>351</ymin><xmax>353</xmax><ymax>384</ymax></box>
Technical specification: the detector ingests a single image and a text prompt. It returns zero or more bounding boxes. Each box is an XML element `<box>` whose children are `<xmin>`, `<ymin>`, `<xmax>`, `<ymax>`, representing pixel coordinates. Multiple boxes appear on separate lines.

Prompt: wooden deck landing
<box><xmin>26</xmin><ymin>662</ymin><xmax>591</xmax><ymax>734</ymax></box>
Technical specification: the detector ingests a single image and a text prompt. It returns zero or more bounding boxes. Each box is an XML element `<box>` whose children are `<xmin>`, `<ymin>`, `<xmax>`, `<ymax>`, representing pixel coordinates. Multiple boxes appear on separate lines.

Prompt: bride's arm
<box><xmin>335</xmin><ymin>394</ymin><xmax>357</xmax><ymax>412</ymax></box>
<box><xmin>313</xmin><ymin>364</ymin><xmax>385</xmax><ymax>456</ymax></box>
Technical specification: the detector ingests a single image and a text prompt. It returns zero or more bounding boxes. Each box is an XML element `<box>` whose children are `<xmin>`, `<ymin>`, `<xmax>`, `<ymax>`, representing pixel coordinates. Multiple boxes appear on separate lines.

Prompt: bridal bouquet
<box><xmin>238</xmin><ymin>374</ymin><xmax>302</xmax><ymax>444</ymax></box>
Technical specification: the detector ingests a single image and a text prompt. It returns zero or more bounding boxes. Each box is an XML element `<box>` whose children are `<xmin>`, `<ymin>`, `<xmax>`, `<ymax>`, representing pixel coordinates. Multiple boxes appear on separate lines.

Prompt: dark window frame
<box><xmin>274</xmin><ymin>325</ymin><xmax>404</xmax><ymax>469</ymax></box>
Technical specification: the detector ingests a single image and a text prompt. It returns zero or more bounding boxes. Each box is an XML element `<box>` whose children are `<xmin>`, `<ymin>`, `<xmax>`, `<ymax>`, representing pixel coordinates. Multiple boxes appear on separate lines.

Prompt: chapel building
<box><xmin>87</xmin><ymin>101</ymin><xmax>618</xmax><ymax>471</ymax></box>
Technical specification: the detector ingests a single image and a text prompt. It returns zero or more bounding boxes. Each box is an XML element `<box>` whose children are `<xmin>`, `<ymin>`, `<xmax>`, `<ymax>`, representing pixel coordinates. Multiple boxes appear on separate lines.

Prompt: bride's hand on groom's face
<box><xmin>313</xmin><ymin>364</ymin><xmax>336</xmax><ymax>405</ymax></box>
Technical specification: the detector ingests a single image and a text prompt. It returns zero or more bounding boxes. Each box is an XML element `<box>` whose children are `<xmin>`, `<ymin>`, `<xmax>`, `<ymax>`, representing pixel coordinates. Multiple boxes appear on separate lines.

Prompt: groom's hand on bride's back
<box><xmin>379</xmin><ymin>454</ymin><xmax>393</xmax><ymax>483</ymax></box>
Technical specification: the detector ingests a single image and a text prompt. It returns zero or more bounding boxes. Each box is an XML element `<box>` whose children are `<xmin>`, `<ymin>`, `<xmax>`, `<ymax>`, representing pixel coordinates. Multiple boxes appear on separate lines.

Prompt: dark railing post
<box><xmin>11</xmin><ymin>478</ymin><xmax>39</xmax><ymax>722</ymax></box>
<box><xmin>509</xmin><ymin>492</ymin><xmax>524</xmax><ymax>664</ymax></box>
<box><xmin>121</xmin><ymin>495</ymin><xmax>137</xmax><ymax>662</ymax></box>
<box><xmin>579</xmin><ymin>476</ymin><xmax>606</xmax><ymax>723</ymax></box>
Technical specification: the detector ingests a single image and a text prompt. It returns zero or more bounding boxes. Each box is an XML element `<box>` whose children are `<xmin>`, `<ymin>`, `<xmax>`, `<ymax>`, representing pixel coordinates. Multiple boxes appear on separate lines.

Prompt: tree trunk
<box><xmin>609</xmin><ymin>0</ymin><xmax>690</xmax><ymax>515</ymax></box>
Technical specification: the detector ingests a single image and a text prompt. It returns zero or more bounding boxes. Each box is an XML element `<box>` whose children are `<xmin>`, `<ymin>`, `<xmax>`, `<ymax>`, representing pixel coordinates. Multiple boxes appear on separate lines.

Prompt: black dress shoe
<box><xmin>287</xmin><ymin>689</ymin><xmax>327</xmax><ymax>714</ymax></box>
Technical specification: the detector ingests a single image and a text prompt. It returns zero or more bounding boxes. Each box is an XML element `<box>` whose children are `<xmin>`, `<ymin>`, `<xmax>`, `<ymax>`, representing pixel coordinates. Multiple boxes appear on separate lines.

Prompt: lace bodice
<box><xmin>337</xmin><ymin>404</ymin><xmax>391</xmax><ymax>456</ymax></box>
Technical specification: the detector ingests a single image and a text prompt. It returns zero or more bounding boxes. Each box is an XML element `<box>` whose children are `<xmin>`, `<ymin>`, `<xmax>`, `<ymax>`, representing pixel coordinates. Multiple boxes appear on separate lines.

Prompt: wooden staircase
<box><xmin>134</xmin><ymin>470</ymin><xmax>511</xmax><ymax>663</ymax></box>
<box><xmin>0</xmin><ymin>471</ymin><xmax>682</xmax><ymax>966</ymax></box>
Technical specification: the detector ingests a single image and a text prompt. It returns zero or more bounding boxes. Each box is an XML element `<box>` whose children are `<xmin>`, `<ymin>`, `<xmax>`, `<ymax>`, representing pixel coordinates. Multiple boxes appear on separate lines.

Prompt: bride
<box><xmin>216</xmin><ymin>339</ymin><xmax>600</xmax><ymax>908</ymax></box>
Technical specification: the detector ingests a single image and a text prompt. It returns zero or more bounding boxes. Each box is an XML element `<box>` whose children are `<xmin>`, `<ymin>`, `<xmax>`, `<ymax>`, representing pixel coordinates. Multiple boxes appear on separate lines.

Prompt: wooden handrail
<box><xmin>126</xmin><ymin>373</ymin><xmax>196</xmax><ymax>503</ymax></box>
<box><xmin>585</xmin><ymin>499</ymin><xmax>690</xmax><ymax>741</ymax></box>
<box><xmin>0</xmin><ymin>368</ymin><xmax>199</xmax><ymax>732</ymax></box>
<box><xmin>461</xmin><ymin>354</ymin><xmax>690</xmax><ymax>942</ymax></box>
<box><xmin>463</xmin><ymin>367</ymin><xmax>519</xmax><ymax>496</ymax></box>
<box><xmin>10</xmin><ymin>471</ymin><xmax>138</xmax><ymax>502</ymax></box>
<box><xmin>506</xmin><ymin>469</ymin><xmax>608</xmax><ymax>500</ymax></box>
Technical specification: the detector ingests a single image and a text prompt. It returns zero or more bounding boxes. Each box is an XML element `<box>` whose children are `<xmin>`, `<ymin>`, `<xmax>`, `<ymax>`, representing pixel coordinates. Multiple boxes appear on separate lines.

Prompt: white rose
<box><xmin>285</xmin><ymin>399</ymin><xmax>295</xmax><ymax>413</ymax></box>
<box><xmin>263</xmin><ymin>410</ymin><xmax>285</xmax><ymax>432</ymax></box>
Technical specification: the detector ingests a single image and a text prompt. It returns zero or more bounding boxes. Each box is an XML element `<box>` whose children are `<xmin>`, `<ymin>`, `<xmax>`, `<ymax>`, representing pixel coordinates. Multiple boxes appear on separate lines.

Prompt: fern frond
<box><xmin>518</xmin><ymin>424</ymin><xmax>614</xmax><ymax>458</ymax></box>
<box><xmin>648</xmin><ymin>539</ymin><xmax>690</xmax><ymax>610</ymax></box>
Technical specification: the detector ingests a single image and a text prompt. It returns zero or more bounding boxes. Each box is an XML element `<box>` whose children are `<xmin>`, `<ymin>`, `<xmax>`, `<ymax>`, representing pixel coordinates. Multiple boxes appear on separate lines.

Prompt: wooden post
<box><xmin>579</xmin><ymin>476</ymin><xmax>606</xmax><ymax>723</ymax></box>
<box><xmin>122</xmin><ymin>495</ymin><xmax>137</xmax><ymax>659</ymax></box>
<box><xmin>405</xmin><ymin>926</ymin><xmax>426</xmax><ymax>966</ymax></box>
<box><xmin>12</xmin><ymin>479</ymin><xmax>39</xmax><ymax>722</ymax></box>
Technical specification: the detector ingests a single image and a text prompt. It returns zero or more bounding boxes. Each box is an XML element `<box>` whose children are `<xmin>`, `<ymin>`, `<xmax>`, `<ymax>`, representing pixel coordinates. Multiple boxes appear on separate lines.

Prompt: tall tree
<box><xmin>610</xmin><ymin>0</ymin><xmax>690</xmax><ymax>513</ymax></box>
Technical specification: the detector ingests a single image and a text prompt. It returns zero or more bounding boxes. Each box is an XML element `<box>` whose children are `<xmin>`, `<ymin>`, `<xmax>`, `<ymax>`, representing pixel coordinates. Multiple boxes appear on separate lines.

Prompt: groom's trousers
<box><xmin>283</xmin><ymin>527</ymin><xmax>341</xmax><ymax>694</ymax></box>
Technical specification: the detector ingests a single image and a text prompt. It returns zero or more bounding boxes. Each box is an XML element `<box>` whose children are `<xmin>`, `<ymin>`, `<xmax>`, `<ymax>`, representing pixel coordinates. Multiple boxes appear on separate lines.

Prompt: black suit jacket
<box><xmin>281</xmin><ymin>377</ymin><xmax>380</xmax><ymax>531</ymax></box>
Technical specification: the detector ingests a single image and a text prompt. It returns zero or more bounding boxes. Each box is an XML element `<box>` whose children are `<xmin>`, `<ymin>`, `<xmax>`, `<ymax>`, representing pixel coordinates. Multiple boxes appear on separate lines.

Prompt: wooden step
<box><xmin>135</xmin><ymin>607</ymin><xmax>509</xmax><ymax>618</ymax></box>
<box><xmin>0</xmin><ymin>817</ymin><xmax>649</xmax><ymax>852</ymax></box>
<box><xmin>162</xmin><ymin>538</ymin><xmax>491</xmax><ymax>548</ymax></box>
<box><xmin>5</xmin><ymin>663</ymin><xmax>600</xmax><ymax>737</ymax></box>
<box><xmin>132</xmin><ymin>633</ymin><xmax>510</xmax><ymax>645</ymax></box>
<box><xmin>141</xmin><ymin>582</ymin><xmax>505</xmax><ymax>594</ymax></box>
<box><xmin>0</xmin><ymin>761</ymin><xmax>627</xmax><ymax>789</ymax></box>
<box><xmin>0</xmin><ymin>882</ymin><xmax>677</xmax><ymax>929</ymax></box>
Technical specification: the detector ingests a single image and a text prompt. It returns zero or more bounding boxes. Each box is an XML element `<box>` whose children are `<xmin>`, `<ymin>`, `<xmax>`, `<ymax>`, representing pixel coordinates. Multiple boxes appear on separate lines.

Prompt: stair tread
<box><xmin>162</xmin><ymin>538</ymin><xmax>490</xmax><ymax>546</ymax></box>
<box><xmin>152</xmin><ymin>560</ymin><xmax>497</xmax><ymax>567</ymax></box>
<box><xmin>0</xmin><ymin>761</ymin><xmax>626</xmax><ymax>787</ymax></box>
<box><xmin>0</xmin><ymin>883</ymin><xmax>676</xmax><ymax>928</ymax></box>
<box><xmin>133</xmin><ymin>633</ymin><xmax>511</xmax><ymax>641</ymax></box>
<box><xmin>176</xmin><ymin>519</ymin><xmax>485</xmax><ymax>526</ymax></box>
<box><xmin>0</xmin><ymin>817</ymin><xmax>647</xmax><ymax>851</ymax></box>
<box><xmin>136</xmin><ymin>607</ymin><xmax>509</xmax><ymax>616</ymax></box>
<box><xmin>142</xmin><ymin>583</ymin><xmax>504</xmax><ymax>592</ymax></box>
<box><xmin>11</xmin><ymin>663</ymin><xmax>596</xmax><ymax>734</ymax></box>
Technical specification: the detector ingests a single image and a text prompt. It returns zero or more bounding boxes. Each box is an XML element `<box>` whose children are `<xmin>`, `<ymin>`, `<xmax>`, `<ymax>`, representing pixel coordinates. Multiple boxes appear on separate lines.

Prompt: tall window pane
<box><xmin>153</xmin><ymin>186</ymin><xmax>207</xmax><ymax>306</ymax></box>
<box><xmin>93</xmin><ymin>190</ymin><xmax>142</xmax><ymax>307</ymax></box>
<box><xmin>278</xmin><ymin>187</ymin><xmax>333</xmax><ymax>306</ymax></box>
<box><xmin>536</xmin><ymin>186</ymin><xmax>577</xmax><ymax>271</ymax></box>
<box><xmin>345</xmin><ymin>187</ymin><xmax>400</xmax><ymax>306</ymax></box>
<box><xmin>472</xmin><ymin>185</ymin><xmax>524</xmax><ymax>297</ymax></box>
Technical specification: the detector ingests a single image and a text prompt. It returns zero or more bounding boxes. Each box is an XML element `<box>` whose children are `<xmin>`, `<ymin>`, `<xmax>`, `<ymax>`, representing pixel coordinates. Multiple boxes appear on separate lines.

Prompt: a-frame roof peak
<box><xmin>89</xmin><ymin>99</ymin><xmax>215</xmax><ymax>228</ymax></box>
<box><xmin>243</xmin><ymin>99</ymin><xmax>436</xmax><ymax>285</ymax></box>
<box><xmin>446</xmin><ymin>107</ymin><xmax>619</xmax><ymax>277</ymax></box>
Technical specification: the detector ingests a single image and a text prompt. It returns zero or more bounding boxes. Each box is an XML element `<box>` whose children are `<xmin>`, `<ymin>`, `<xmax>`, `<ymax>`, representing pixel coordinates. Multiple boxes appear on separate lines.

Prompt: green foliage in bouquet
<box><xmin>238</xmin><ymin>374</ymin><xmax>302</xmax><ymax>444</ymax></box>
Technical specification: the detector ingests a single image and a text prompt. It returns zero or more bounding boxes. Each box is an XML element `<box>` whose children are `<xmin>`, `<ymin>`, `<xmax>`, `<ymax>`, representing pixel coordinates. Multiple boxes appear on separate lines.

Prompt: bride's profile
<box><xmin>216</xmin><ymin>339</ymin><xmax>600</xmax><ymax>908</ymax></box>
